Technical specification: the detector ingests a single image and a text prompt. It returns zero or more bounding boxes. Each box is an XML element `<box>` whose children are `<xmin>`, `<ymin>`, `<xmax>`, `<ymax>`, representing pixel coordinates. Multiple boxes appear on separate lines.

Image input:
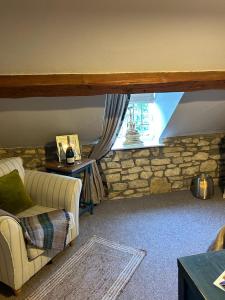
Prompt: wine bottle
<box><xmin>58</xmin><ymin>142</ymin><xmax>66</xmax><ymax>162</ymax></box>
<box><xmin>66</xmin><ymin>136</ymin><xmax>75</xmax><ymax>165</ymax></box>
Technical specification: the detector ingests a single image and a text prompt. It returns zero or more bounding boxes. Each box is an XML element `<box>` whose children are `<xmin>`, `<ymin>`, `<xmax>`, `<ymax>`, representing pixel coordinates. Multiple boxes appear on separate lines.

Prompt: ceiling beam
<box><xmin>0</xmin><ymin>71</ymin><xmax>224</xmax><ymax>98</ymax></box>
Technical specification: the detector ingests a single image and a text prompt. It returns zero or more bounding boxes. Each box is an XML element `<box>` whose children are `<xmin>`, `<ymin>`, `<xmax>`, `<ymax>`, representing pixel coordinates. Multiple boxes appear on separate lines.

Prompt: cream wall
<box><xmin>1</xmin><ymin>91</ymin><xmax>225</xmax><ymax>148</ymax></box>
<box><xmin>0</xmin><ymin>95</ymin><xmax>105</xmax><ymax>147</ymax></box>
<box><xmin>0</xmin><ymin>0</ymin><xmax>224</xmax><ymax>74</ymax></box>
<box><xmin>162</xmin><ymin>90</ymin><xmax>225</xmax><ymax>138</ymax></box>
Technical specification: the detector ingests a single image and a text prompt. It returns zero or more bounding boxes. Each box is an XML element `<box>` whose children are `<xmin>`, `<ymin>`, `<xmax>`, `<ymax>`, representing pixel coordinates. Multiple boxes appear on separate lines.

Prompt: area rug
<box><xmin>26</xmin><ymin>236</ymin><xmax>146</xmax><ymax>300</ymax></box>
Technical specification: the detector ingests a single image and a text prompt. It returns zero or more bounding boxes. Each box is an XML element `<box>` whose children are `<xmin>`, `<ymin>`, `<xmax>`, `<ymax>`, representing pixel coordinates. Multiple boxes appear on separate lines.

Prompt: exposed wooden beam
<box><xmin>0</xmin><ymin>71</ymin><xmax>224</xmax><ymax>98</ymax></box>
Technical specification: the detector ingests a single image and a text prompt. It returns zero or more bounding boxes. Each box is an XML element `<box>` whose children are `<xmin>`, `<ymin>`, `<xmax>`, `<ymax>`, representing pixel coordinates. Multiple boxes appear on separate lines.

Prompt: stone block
<box><xmin>150</xmin><ymin>178</ymin><xmax>171</xmax><ymax>194</ymax></box>
<box><xmin>100</xmin><ymin>162</ymin><xmax>106</xmax><ymax>170</ymax></box>
<box><xmin>172</xmin><ymin>181</ymin><xmax>183</xmax><ymax>189</ymax></box>
<box><xmin>107</xmin><ymin>162</ymin><xmax>121</xmax><ymax>169</ymax></box>
<box><xmin>128</xmin><ymin>167</ymin><xmax>143</xmax><ymax>174</ymax></box>
<box><xmin>135</xmin><ymin>158</ymin><xmax>150</xmax><ymax>166</ymax></box>
<box><xmin>165</xmin><ymin>167</ymin><xmax>180</xmax><ymax>177</ymax></box>
<box><xmin>143</xmin><ymin>166</ymin><xmax>152</xmax><ymax>171</ymax></box>
<box><xmin>182</xmin><ymin>166</ymin><xmax>199</xmax><ymax>176</ymax></box>
<box><xmin>25</xmin><ymin>158</ymin><xmax>41</xmax><ymax>169</ymax></box>
<box><xmin>123</xmin><ymin>190</ymin><xmax>135</xmax><ymax>195</ymax></box>
<box><xmin>132</xmin><ymin>149</ymin><xmax>150</xmax><ymax>157</ymax></box>
<box><xmin>104</xmin><ymin>168</ymin><xmax>121</xmax><ymax>174</ymax></box>
<box><xmin>154</xmin><ymin>171</ymin><xmax>163</xmax><ymax>177</ymax></box>
<box><xmin>167</xmin><ymin>164</ymin><xmax>176</xmax><ymax>168</ymax></box>
<box><xmin>106</xmin><ymin>173</ymin><xmax>121</xmax><ymax>183</ymax></box>
<box><xmin>108</xmin><ymin>191</ymin><xmax>121</xmax><ymax>199</ymax></box>
<box><xmin>168</xmin><ymin>176</ymin><xmax>183</xmax><ymax>181</ymax></box>
<box><xmin>151</xmin><ymin>166</ymin><xmax>166</xmax><ymax>171</ymax></box>
<box><xmin>128</xmin><ymin>180</ymin><xmax>149</xmax><ymax>188</ymax></box>
<box><xmin>0</xmin><ymin>149</ymin><xmax>7</xmax><ymax>154</ymax></box>
<box><xmin>194</xmin><ymin>152</ymin><xmax>209</xmax><ymax>161</ymax></box>
<box><xmin>121</xmin><ymin>159</ymin><xmax>135</xmax><ymax>168</ymax></box>
<box><xmin>112</xmin><ymin>153</ymin><xmax>120</xmax><ymax>162</ymax></box>
<box><xmin>183</xmin><ymin>157</ymin><xmax>193</xmax><ymax>162</ymax></box>
<box><xmin>186</xmin><ymin>147</ymin><xmax>197</xmax><ymax>152</ymax></box>
<box><xmin>211</xmin><ymin>137</ymin><xmax>221</xmax><ymax>145</ymax></box>
<box><xmin>151</xmin><ymin>158</ymin><xmax>170</xmax><ymax>166</ymax></box>
<box><xmin>137</xmin><ymin>187</ymin><xmax>151</xmax><ymax>193</ymax></box>
<box><xmin>200</xmin><ymin>160</ymin><xmax>217</xmax><ymax>172</ymax></box>
<box><xmin>182</xmin><ymin>152</ymin><xmax>193</xmax><ymax>157</ymax></box>
<box><xmin>25</xmin><ymin>149</ymin><xmax>36</xmax><ymax>155</ymax></box>
<box><xmin>179</xmin><ymin>163</ymin><xmax>192</xmax><ymax>168</ymax></box>
<box><xmin>118</xmin><ymin>151</ymin><xmax>132</xmax><ymax>160</ymax></box>
<box><xmin>198</xmin><ymin>140</ymin><xmax>210</xmax><ymax>146</ymax></box>
<box><xmin>164</xmin><ymin>152</ymin><xmax>180</xmax><ymax>157</ymax></box>
<box><xmin>112</xmin><ymin>183</ymin><xmax>128</xmax><ymax>191</ymax></box>
<box><xmin>122</xmin><ymin>174</ymin><xmax>139</xmax><ymax>181</ymax></box>
<box><xmin>209</xmin><ymin>154</ymin><xmax>220</xmax><ymax>160</ymax></box>
<box><xmin>173</xmin><ymin>157</ymin><xmax>183</xmax><ymax>164</ymax></box>
<box><xmin>140</xmin><ymin>171</ymin><xmax>153</xmax><ymax>179</ymax></box>
<box><xmin>200</xmin><ymin>146</ymin><xmax>210</xmax><ymax>151</ymax></box>
<box><xmin>193</xmin><ymin>138</ymin><xmax>199</xmax><ymax>144</ymax></box>
<box><xmin>181</xmin><ymin>138</ymin><xmax>193</xmax><ymax>143</ymax></box>
<box><xmin>151</xmin><ymin>148</ymin><xmax>160</xmax><ymax>157</ymax></box>
<box><xmin>37</xmin><ymin>148</ymin><xmax>45</xmax><ymax>155</ymax></box>
<box><xmin>163</xmin><ymin>147</ymin><xmax>184</xmax><ymax>153</ymax></box>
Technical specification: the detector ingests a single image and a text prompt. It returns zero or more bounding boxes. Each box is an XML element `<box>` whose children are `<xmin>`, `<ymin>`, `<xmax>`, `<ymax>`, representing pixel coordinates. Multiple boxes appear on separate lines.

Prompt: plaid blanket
<box><xmin>20</xmin><ymin>210</ymin><xmax>70</xmax><ymax>251</ymax></box>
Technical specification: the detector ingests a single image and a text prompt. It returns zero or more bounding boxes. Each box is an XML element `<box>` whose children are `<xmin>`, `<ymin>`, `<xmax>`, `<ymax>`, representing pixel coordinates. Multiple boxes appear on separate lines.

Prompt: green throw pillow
<box><xmin>0</xmin><ymin>169</ymin><xmax>33</xmax><ymax>214</ymax></box>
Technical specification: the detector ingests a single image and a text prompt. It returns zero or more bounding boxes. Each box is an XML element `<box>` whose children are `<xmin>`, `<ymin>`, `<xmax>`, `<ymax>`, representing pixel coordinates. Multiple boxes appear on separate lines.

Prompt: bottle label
<box><xmin>67</xmin><ymin>157</ymin><xmax>75</xmax><ymax>164</ymax></box>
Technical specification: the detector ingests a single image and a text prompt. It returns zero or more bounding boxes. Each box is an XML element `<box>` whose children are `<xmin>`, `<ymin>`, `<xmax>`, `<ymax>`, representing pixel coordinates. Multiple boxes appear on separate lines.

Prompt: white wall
<box><xmin>161</xmin><ymin>91</ymin><xmax>225</xmax><ymax>138</ymax></box>
<box><xmin>0</xmin><ymin>0</ymin><xmax>224</xmax><ymax>74</ymax></box>
<box><xmin>0</xmin><ymin>95</ymin><xmax>105</xmax><ymax>147</ymax></box>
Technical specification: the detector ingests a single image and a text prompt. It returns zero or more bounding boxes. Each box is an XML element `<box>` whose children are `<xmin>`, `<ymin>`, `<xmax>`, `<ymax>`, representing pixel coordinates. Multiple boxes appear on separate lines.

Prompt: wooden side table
<box><xmin>45</xmin><ymin>159</ymin><xmax>95</xmax><ymax>215</ymax></box>
<box><xmin>178</xmin><ymin>250</ymin><xmax>225</xmax><ymax>300</ymax></box>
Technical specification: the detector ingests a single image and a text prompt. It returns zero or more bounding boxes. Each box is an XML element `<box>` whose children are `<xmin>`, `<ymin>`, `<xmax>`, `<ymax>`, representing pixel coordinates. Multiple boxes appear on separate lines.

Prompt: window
<box><xmin>112</xmin><ymin>92</ymin><xmax>183</xmax><ymax>150</ymax></box>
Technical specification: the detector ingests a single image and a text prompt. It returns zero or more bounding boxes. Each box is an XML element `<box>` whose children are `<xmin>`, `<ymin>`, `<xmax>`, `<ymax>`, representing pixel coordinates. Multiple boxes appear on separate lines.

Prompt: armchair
<box><xmin>0</xmin><ymin>157</ymin><xmax>82</xmax><ymax>295</ymax></box>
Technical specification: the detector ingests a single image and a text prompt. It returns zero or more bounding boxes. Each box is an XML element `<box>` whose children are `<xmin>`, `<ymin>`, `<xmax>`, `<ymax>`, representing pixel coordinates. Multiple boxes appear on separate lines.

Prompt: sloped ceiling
<box><xmin>0</xmin><ymin>0</ymin><xmax>224</xmax><ymax>74</ymax></box>
<box><xmin>161</xmin><ymin>90</ymin><xmax>225</xmax><ymax>138</ymax></box>
<box><xmin>0</xmin><ymin>95</ymin><xmax>105</xmax><ymax>147</ymax></box>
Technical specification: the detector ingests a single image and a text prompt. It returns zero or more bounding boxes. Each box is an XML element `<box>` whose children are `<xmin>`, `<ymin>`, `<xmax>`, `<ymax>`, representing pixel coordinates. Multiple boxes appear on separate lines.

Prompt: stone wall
<box><xmin>1</xmin><ymin>132</ymin><xmax>225</xmax><ymax>200</ymax></box>
<box><xmin>0</xmin><ymin>147</ymin><xmax>46</xmax><ymax>169</ymax></box>
<box><xmin>100</xmin><ymin>133</ymin><xmax>225</xmax><ymax>199</ymax></box>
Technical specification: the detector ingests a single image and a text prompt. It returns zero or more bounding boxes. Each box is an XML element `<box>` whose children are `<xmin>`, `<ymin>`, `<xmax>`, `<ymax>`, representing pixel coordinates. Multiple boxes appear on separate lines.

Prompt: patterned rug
<box><xmin>26</xmin><ymin>236</ymin><xmax>146</xmax><ymax>300</ymax></box>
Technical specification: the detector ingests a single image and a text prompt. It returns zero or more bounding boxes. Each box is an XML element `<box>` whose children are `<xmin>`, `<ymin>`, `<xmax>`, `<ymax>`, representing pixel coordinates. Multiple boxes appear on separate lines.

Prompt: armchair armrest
<box><xmin>24</xmin><ymin>170</ymin><xmax>82</xmax><ymax>231</ymax></box>
<box><xmin>0</xmin><ymin>216</ymin><xmax>29</xmax><ymax>290</ymax></box>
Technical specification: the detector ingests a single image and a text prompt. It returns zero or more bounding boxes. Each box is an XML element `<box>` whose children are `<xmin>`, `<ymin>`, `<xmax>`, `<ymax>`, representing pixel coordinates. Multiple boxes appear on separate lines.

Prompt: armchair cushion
<box><xmin>0</xmin><ymin>170</ymin><xmax>33</xmax><ymax>214</ymax></box>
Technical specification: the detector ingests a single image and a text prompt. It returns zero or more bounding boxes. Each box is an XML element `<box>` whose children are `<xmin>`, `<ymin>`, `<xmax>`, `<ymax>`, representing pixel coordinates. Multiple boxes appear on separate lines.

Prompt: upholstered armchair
<box><xmin>0</xmin><ymin>157</ymin><xmax>82</xmax><ymax>295</ymax></box>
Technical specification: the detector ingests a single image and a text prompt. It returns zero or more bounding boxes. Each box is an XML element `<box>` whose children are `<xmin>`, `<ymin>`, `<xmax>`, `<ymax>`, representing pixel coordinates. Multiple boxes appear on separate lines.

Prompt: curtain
<box><xmin>83</xmin><ymin>94</ymin><xmax>129</xmax><ymax>204</ymax></box>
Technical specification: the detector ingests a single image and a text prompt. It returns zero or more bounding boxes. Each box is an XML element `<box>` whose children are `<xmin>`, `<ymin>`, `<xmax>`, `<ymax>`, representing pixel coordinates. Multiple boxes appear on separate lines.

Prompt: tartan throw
<box><xmin>20</xmin><ymin>210</ymin><xmax>70</xmax><ymax>251</ymax></box>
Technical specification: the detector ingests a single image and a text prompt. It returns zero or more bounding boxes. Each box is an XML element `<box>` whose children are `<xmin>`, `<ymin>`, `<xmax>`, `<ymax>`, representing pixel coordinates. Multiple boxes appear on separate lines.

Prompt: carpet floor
<box><xmin>1</xmin><ymin>188</ymin><xmax>225</xmax><ymax>300</ymax></box>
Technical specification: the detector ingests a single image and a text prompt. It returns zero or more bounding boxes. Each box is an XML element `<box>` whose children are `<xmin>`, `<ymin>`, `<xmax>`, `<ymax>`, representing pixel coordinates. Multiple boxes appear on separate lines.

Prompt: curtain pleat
<box><xmin>83</xmin><ymin>94</ymin><xmax>129</xmax><ymax>203</ymax></box>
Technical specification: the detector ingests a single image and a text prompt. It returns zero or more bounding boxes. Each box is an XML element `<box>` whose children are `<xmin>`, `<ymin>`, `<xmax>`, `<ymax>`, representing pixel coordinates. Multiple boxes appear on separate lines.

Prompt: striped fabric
<box><xmin>0</xmin><ymin>158</ymin><xmax>82</xmax><ymax>292</ymax></box>
<box><xmin>20</xmin><ymin>210</ymin><xmax>70</xmax><ymax>251</ymax></box>
<box><xmin>0</xmin><ymin>157</ymin><xmax>25</xmax><ymax>183</ymax></box>
<box><xmin>17</xmin><ymin>205</ymin><xmax>75</xmax><ymax>260</ymax></box>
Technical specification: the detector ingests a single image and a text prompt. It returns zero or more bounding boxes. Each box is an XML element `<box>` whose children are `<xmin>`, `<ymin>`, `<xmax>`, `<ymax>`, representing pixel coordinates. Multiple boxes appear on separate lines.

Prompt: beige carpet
<box><xmin>25</xmin><ymin>236</ymin><xmax>145</xmax><ymax>300</ymax></box>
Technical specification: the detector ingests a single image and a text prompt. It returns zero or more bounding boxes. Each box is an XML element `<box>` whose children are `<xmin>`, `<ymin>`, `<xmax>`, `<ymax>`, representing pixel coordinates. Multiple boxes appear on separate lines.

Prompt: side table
<box><xmin>178</xmin><ymin>250</ymin><xmax>225</xmax><ymax>300</ymax></box>
<box><xmin>45</xmin><ymin>159</ymin><xmax>95</xmax><ymax>215</ymax></box>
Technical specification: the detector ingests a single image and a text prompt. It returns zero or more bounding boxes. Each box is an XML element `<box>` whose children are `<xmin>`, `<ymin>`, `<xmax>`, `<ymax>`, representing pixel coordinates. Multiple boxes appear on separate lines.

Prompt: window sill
<box><xmin>112</xmin><ymin>141</ymin><xmax>165</xmax><ymax>151</ymax></box>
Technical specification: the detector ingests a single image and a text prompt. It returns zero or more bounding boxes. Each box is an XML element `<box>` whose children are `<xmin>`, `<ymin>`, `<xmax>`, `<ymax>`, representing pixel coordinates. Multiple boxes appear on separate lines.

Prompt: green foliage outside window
<box><xmin>126</xmin><ymin>102</ymin><xmax>150</xmax><ymax>133</ymax></box>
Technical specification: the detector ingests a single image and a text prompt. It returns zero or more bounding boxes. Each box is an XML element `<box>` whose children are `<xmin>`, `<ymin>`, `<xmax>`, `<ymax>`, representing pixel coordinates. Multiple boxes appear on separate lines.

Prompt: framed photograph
<box><xmin>56</xmin><ymin>134</ymin><xmax>81</xmax><ymax>162</ymax></box>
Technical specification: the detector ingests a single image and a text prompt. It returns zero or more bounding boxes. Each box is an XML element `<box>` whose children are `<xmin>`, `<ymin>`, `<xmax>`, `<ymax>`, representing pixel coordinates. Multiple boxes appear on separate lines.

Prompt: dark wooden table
<box><xmin>178</xmin><ymin>250</ymin><xmax>225</xmax><ymax>300</ymax></box>
<box><xmin>45</xmin><ymin>159</ymin><xmax>95</xmax><ymax>215</ymax></box>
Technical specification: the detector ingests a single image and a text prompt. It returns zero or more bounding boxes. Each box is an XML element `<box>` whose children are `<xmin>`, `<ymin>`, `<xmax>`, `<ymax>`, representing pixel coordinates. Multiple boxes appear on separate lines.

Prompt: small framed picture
<box><xmin>56</xmin><ymin>134</ymin><xmax>81</xmax><ymax>162</ymax></box>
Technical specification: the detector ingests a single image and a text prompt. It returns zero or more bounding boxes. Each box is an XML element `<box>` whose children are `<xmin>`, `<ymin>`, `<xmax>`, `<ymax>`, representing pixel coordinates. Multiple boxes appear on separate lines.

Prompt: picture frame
<box><xmin>56</xmin><ymin>134</ymin><xmax>81</xmax><ymax>162</ymax></box>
